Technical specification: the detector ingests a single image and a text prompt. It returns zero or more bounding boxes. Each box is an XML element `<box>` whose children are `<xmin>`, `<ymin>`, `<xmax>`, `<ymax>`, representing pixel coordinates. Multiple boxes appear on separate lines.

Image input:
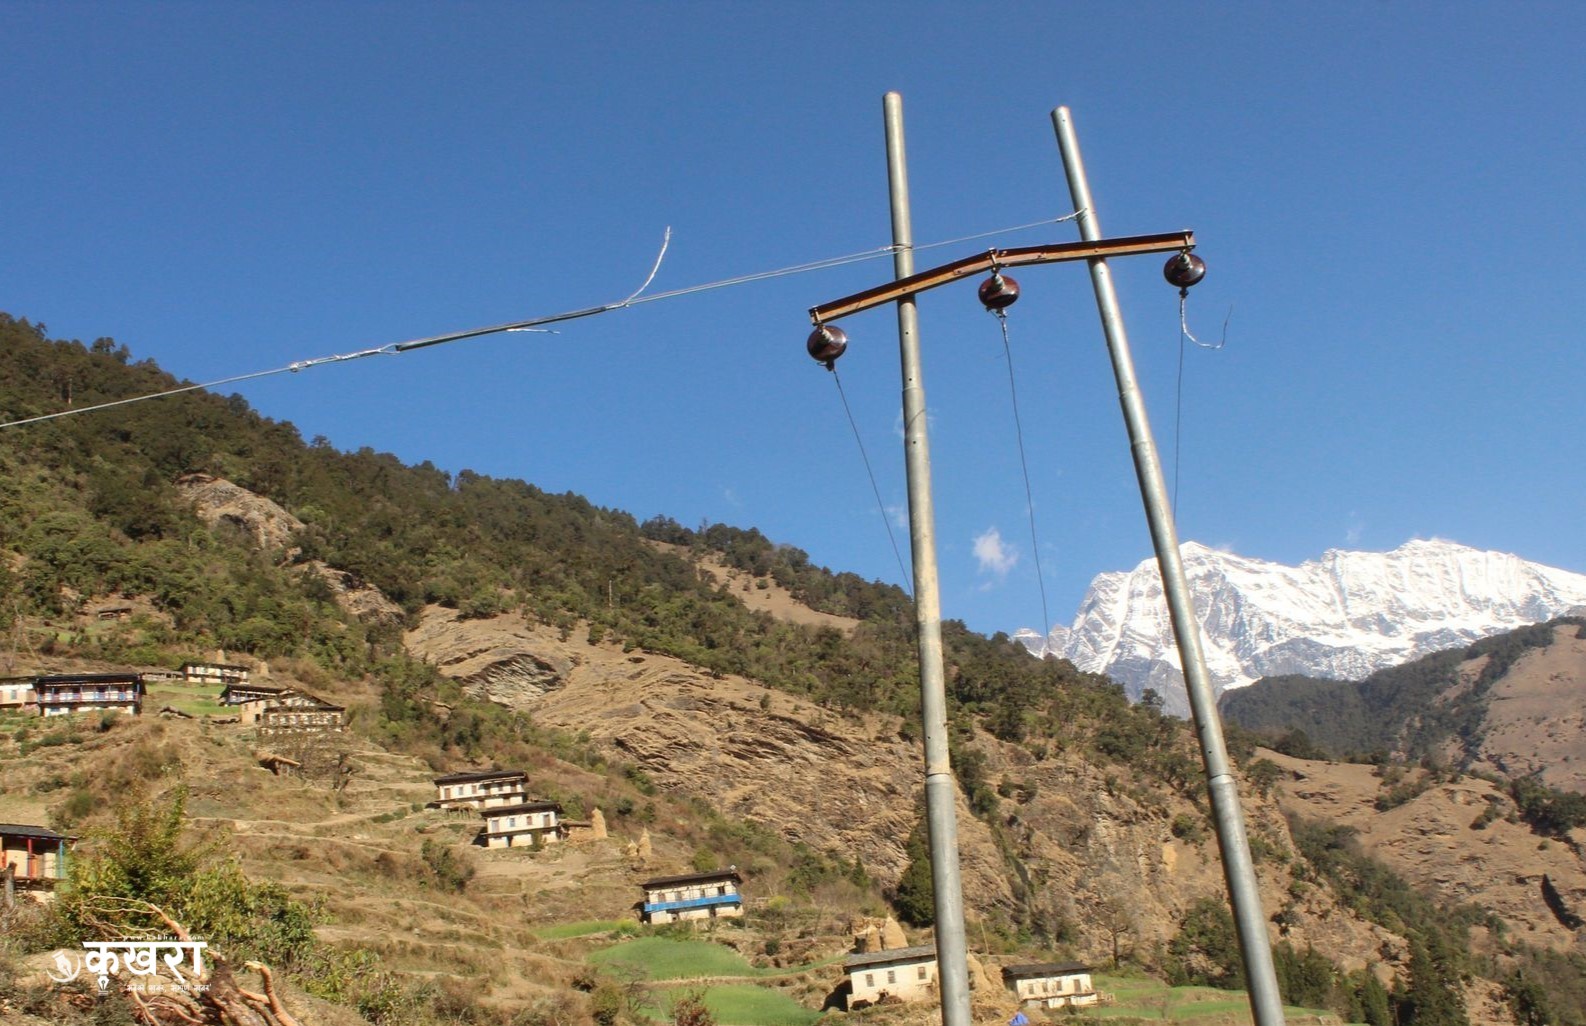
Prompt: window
<box><xmin>865</xmin><ymin>974</ymin><xmax>874</xmax><ymax>988</ymax></box>
<box><xmin>886</xmin><ymin>970</ymin><xmax>896</xmax><ymax>985</ymax></box>
<box><xmin>917</xmin><ymin>966</ymin><xmax>927</xmax><ymax>980</ymax></box>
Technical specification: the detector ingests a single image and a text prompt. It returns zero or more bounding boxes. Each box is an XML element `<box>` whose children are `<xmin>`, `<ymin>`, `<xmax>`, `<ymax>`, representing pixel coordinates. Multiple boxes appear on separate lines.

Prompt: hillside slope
<box><xmin>1222</xmin><ymin>620</ymin><xmax>1586</xmax><ymax>794</ymax></box>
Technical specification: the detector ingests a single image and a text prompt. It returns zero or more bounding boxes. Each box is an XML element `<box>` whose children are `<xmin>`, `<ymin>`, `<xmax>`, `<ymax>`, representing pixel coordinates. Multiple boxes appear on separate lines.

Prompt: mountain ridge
<box><xmin>1017</xmin><ymin>539</ymin><xmax>1586</xmax><ymax>713</ymax></box>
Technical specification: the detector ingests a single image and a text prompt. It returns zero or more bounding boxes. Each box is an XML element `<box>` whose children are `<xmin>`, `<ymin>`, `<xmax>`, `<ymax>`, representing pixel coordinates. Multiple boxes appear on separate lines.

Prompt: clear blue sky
<box><xmin>4</xmin><ymin>3</ymin><xmax>1583</xmax><ymax>639</ymax></box>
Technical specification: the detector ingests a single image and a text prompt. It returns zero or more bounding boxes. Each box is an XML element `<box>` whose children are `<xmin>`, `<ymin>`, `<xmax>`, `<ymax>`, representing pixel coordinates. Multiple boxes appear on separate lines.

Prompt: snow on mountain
<box><xmin>1015</xmin><ymin>539</ymin><xmax>1586</xmax><ymax>715</ymax></box>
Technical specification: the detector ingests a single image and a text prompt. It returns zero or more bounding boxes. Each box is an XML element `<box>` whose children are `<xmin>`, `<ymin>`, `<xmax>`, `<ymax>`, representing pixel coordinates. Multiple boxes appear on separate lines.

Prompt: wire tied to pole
<box><xmin>990</xmin><ymin>307</ymin><xmax>1052</xmax><ymax>644</ymax></box>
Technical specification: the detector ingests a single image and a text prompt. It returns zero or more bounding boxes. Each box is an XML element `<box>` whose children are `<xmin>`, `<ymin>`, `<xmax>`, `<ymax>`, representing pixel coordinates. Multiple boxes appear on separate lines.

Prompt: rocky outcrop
<box><xmin>403</xmin><ymin>607</ymin><xmax>578</xmax><ymax>703</ymax></box>
<box><xmin>176</xmin><ymin>473</ymin><xmax>404</xmax><ymax>628</ymax></box>
<box><xmin>301</xmin><ymin>562</ymin><xmax>405</xmax><ymax>628</ymax></box>
<box><xmin>177</xmin><ymin>473</ymin><xmax>303</xmax><ymax>553</ymax></box>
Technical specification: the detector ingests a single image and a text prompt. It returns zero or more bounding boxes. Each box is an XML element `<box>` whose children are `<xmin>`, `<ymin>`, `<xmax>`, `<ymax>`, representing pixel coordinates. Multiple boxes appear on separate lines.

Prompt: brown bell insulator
<box><xmin>806</xmin><ymin>324</ymin><xmax>848</xmax><ymax>370</ymax></box>
<box><xmin>1164</xmin><ymin>251</ymin><xmax>1207</xmax><ymax>290</ymax></box>
<box><xmin>977</xmin><ymin>272</ymin><xmax>1020</xmax><ymax>311</ymax></box>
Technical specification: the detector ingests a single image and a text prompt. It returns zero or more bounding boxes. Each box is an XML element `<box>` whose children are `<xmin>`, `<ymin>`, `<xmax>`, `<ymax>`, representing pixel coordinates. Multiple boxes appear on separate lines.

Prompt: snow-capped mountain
<box><xmin>1015</xmin><ymin>539</ymin><xmax>1586</xmax><ymax>715</ymax></box>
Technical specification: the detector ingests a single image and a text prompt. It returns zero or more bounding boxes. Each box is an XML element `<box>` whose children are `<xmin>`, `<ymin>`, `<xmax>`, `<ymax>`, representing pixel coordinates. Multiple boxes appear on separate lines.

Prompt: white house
<box><xmin>1001</xmin><ymin>961</ymin><xmax>1100</xmax><ymax>1009</ymax></box>
<box><xmin>481</xmin><ymin>801</ymin><xmax>564</xmax><ymax>848</ymax></box>
<box><xmin>844</xmin><ymin>945</ymin><xmax>938</xmax><ymax>1008</ymax></box>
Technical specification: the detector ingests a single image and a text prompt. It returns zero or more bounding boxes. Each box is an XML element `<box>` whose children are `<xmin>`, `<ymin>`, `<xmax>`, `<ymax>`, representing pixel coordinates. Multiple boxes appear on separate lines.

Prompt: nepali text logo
<box><xmin>46</xmin><ymin>938</ymin><xmax>208</xmax><ymax>992</ymax></box>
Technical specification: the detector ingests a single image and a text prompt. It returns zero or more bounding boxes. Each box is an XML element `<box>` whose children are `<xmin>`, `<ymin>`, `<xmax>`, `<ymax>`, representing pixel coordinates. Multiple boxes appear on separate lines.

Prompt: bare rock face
<box><xmin>176</xmin><ymin>473</ymin><xmax>304</xmax><ymax>553</ymax></box>
<box><xmin>404</xmin><ymin>607</ymin><xmax>579</xmax><ymax>704</ymax></box>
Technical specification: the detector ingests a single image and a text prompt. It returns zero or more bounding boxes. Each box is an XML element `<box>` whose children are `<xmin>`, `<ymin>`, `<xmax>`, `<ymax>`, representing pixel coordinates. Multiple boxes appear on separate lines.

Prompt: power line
<box><xmin>0</xmin><ymin>211</ymin><xmax>1080</xmax><ymax>432</ymax></box>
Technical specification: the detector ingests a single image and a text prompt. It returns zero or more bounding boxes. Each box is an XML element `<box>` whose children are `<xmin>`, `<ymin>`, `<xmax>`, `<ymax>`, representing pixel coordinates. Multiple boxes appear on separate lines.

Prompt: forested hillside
<box><xmin>0</xmin><ymin>313</ymin><xmax>1111</xmax><ymax>738</ymax></box>
<box><xmin>5</xmin><ymin>313</ymin><xmax>1586</xmax><ymax>1026</ymax></box>
<box><xmin>1220</xmin><ymin>618</ymin><xmax>1586</xmax><ymax>768</ymax></box>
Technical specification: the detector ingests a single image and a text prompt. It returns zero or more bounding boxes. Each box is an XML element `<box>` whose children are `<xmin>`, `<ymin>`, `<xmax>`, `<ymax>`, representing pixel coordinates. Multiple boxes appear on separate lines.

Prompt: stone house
<box><xmin>433</xmin><ymin>769</ymin><xmax>529</xmax><ymax>810</ymax></box>
<box><xmin>844</xmin><ymin>945</ymin><xmax>938</xmax><ymax>1008</ymax></box>
<box><xmin>481</xmin><ymin>801</ymin><xmax>565</xmax><ymax>848</ymax></box>
<box><xmin>1001</xmin><ymin>961</ymin><xmax>1100</xmax><ymax>1009</ymax></box>
<box><xmin>639</xmin><ymin>869</ymin><xmax>744</xmax><ymax>925</ymax></box>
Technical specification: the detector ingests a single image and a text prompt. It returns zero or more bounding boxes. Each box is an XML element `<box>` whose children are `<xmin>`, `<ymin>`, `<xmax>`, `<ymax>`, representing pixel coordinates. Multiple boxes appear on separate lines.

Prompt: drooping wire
<box><xmin>1170</xmin><ymin>290</ymin><xmax>1230</xmax><ymax>513</ymax></box>
<box><xmin>992</xmin><ymin>308</ymin><xmax>1051</xmax><ymax>642</ymax></box>
<box><xmin>831</xmin><ymin>369</ymin><xmax>913</xmax><ymax>597</ymax></box>
<box><xmin>0</xmin><ymin>210</ymin><xmax>1085</xmax><ymax>433</ymax></box>
<box><xmin>1174</xmin><ymin>327</ymin><xmax>1187</xmax><ymax>515</ymax></box>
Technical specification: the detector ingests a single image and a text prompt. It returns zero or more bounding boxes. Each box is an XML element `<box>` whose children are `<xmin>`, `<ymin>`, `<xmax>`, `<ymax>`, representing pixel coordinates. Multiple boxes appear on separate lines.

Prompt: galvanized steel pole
<box><xmin>884</xmin><ymin>91</ymin><xmax>974</xmax><ymax>1026</ymax></box>
<box><xmin>1050</xmin><ymin>106</ymin><xmax>1287</xmax><ymax>1026</ymax></box>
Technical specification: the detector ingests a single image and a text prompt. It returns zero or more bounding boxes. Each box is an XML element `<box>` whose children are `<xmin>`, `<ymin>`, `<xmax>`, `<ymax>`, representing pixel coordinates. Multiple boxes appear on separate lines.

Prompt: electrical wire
<box><xmin>0</xmin><ymin>211</ymin><xmax>1083</xmax><ymax>432</ymax></box>
<box><xmin>1171</xmin><ymin>294</ymin><xmax>1231</xmax><ymax>513</ymax></box>
<box><xmin>994</xmin><ymin>311</ymin><xmax>1051</xmax><ymax>641</ymax></box>
<box><xmin>831</xmin><ymin>369</ymin><xmax>913</xmax><ymax>597</ymax></box>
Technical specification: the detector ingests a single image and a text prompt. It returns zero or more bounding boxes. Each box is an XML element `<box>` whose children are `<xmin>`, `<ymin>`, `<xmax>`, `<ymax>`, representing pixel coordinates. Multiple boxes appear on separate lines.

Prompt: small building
<box><xmin>0</xmin><ymin>677</ymin><xmax>34</xmax><ymax>710</ymax></box>
<box><xmin>481</xmin><ymin>801</ymin><xmax>565</xmax><ymax>848</ymax></box>
<box><xmin>93</xmin><ymin>603</ymin><xmax>134</xmax><ymax>622</ymax></box>
<box><xmin>32</xmin><ymin>673</ymin><xmax>144</xmax><ymax>717</ymax></box>
<box><xmin>639</xmin><ymin>868</ymin><xmax>744</xmax><ymax>925</ymax></box>
<box><xmin>1002</xmin><ymin>961</ymin><xmax>1099</xmax><ymax>1009</ymax></box>
<box><xmin>433</xmin><ymin>769</ymin><xmax>529</xmax><ymax>810</ymax></box>
<box><xmin>1</xmin><ymin>823</ymin><xmax>73</xmax><ymax>896</ymax></box>
<box><xmin>183</xmin><ymin>661</ymin><xmax>251</xmax><ymax>687</ymax></box>
<box><xmin>844</xmin><ymin>945</ymin><xmax>938</xmax><ymax>1008</ymax></box>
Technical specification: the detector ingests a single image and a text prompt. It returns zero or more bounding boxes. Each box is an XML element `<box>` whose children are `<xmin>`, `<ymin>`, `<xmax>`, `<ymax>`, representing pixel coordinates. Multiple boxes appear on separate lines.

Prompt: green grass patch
<box><xmin>145</xmin><ymin>682</ymin><xmax>225</xmax><ymax>717</ymax></box>
<box><xmin>642</xmin><ymin>985</ymin><xmax>819</xmax><ymax>1026</ymax></box>
<box><xmin>1080</xmin><ymin>975</ymin><xmax>1341</xmax><ymax>1024</ymax></box>
<box><xmin>534</xmin><ymin>919</ymin><xmax>638</xmax><ymax>940</ymax></box>
<box><xmin>590</xmin><ymin>937</ymin><xmax>755</xmax><ymax>980</ymax></box>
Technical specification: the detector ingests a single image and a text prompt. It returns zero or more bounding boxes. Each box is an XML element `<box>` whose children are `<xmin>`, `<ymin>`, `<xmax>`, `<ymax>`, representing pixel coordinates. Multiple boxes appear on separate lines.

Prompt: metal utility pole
<box><xmin>1050</xmin><ymin>106</ymin><xmax>1287</xmax><ymax>1026</ymax></box>
<box><xmin>882</xmin><ymin>90</ymin><xmax>974</xmax><ymax>1026</ymax></box>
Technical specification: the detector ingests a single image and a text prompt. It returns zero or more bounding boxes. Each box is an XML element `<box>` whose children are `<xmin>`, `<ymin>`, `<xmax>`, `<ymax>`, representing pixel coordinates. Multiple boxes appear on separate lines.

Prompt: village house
<box><xmin>480</xmin><ymin>800</ymin><xmax>565</xmax><ymax>848</ymax></box>
<box><xmin>638</xmin><ymin>868</ymin><xmax>744</xmax><ymax>925</ymax></box>
<box><xmin>844</xmin><ymin>945</ymin><xmax>938</xmax><ymax>1008</ymax></box>
<box><xmin>32</xmin><ymin>673</ymin><xmax>144</xmax><ymax>717</ymax></box>
<box><xmin>223</xmin><ymin>685</ymin><xmax>344</xmax><ymax>732</ymax></box>
<box><xmin>1001</xmin><ymin>961</ymin><xmax>1100</xmax><ymax>1009</ymax></box>
<box><xmin>1</xmin><ymin>823</ymin><xmax>73</xmax><ymax>900</ymax></box>
<box><xmin>219</xmin><ymin>682</ymin><xmax>289</xmax><ymax>706</ymax></box>
<box><xmin>256</xmin><ymin>694</ymin><xmax>345</xmax><ymax>734</ymax></box>
<box><xmin>433</xmin><ymin>769</ymin><xmax>529</xmax><ymax>810</ymax></box>
<box><xmin>0</xmin><ymin>677</ymin><xmax>33</xmax><ymax>710</ymax></box>
<box><xmin>183</xmin><ymin>661</ymin><xmax>251</xmax><ymax>687</ymax></box>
